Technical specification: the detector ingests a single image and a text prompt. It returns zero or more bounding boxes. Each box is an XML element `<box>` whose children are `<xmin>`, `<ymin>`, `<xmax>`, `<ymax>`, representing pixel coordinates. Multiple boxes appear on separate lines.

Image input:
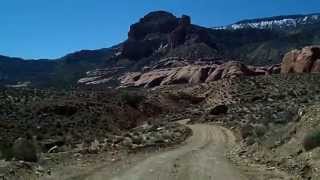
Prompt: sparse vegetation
<box><xmin>166</xmin><ymin>91</ymin><xmax>205</xmax><ymax>104</ymax></box>
<box><xmin>303</xmin><ymin>129</ymin><xmax>320</xmax><ymax>151</ymax></box>
<box><xmin>0</xmin><ymin>140</ymin><xmax>13</xmax><ymax>161</ymax></box>
<box><xmin>0</xmin><ymin>87</ymin><xmax>162</xmax><ymax>159</ymax></box>
<box><xmin>120</xmin><ymin>91</ymin><xmax>145</xmax><ymax>108</ymax></box>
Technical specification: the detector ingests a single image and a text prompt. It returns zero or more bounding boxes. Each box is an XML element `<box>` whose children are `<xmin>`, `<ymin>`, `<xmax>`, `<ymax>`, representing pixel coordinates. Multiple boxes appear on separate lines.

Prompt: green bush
<box><xmin>303</xmin><ymin>130</ymin><xmax>320</xmax><ymax>151</ymax></box>
<box><xmin>12</xmin><ymin>138</ymin><xmax>38</xmax><ymax>162</ymax></box>
<box><xmin>0</xmin><ymin>141</ymin><xmax>13</xmax><ymax>160</ymax></box>
<box><xmin>120</xmin><ymin>91</ymin><xmax>144</xmax><ymax>108</ymax></box>
<box><xmin>167</xmin><ymin>92</ymin><xmax>205</xmax><ymax>104</ymax></box>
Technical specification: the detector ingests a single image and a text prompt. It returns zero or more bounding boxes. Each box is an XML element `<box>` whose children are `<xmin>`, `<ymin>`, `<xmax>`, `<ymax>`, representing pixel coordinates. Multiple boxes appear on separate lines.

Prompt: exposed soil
<box><xmin>41</xmin><ymin>122</ymin><xmax>292</xmax><ymax>180</ymax></box>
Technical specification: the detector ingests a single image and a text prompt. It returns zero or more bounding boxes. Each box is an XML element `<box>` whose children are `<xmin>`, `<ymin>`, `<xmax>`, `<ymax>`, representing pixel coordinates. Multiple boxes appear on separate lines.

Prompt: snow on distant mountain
<box><xmin>213</xmin><ymin>13</ymin><xmax>320</xmax><ymax>30</ymax></box>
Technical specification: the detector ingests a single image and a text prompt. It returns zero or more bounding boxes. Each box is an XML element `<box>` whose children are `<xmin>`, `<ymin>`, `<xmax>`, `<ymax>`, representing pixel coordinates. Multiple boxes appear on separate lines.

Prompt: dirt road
<box><xmin>85</xmin><ymin>123</ymin><xmax>247</xmax><ymax>180</ymax></box>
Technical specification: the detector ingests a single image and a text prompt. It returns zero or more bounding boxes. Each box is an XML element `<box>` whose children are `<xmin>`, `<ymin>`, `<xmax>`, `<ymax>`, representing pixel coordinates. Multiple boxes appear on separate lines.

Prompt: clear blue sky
<box><xmin>1</xmin><ymin>0</ymin><xmax>320</xmax><ymax>59</ymax></box>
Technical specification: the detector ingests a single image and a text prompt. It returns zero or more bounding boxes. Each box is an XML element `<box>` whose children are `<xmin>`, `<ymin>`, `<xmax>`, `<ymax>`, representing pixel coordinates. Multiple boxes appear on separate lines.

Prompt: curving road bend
<box><xmin>87</xmin><ymin>123</ymin><xmax>247</xmax><ymax>180</ymax></box>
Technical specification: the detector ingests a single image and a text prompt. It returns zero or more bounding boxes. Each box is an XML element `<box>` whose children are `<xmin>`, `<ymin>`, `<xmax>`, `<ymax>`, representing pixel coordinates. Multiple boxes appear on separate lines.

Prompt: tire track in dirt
<box><xmin>99</xmin><ymin>123</ymin><xmax>248</xmax><ymax>180</ymax></box>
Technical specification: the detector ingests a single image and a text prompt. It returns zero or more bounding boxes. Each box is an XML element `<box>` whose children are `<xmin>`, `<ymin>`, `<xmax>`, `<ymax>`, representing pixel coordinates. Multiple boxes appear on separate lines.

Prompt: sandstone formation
<box><xmin>119</xmin><ymin>61</ymin><xmax>275</xmax><ymax>88</ymax></box>
<box><xmin>205</xmin><ymin>61</ymin><xmax>261</xmax><ymax>82</ymax></box>
<box><xmin>281</xmin><ymin>46</ymin><xmax>320</xmax><ymax>73</ymax></box>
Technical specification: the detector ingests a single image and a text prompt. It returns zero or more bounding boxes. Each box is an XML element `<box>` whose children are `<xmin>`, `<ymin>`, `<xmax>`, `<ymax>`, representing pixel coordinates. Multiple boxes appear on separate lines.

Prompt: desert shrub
<box><xmin>240</xmin><ymin>124</ymin><xmax>253</xmax><ymax>139</ymax></box>
<box><xmin>0</xmin><ymin>141</ymin><xmax>13</xmax><ymax>160</ymax></box>
<box><xmin>167</xmin><ymin>92</ymin><xmax>204</xmax><ymax>104</ymax></box>
<box><xmin>120</xmin><ymin>91</ymin><xmax>145</xmax><ymax>108</ymax></box>
<box><xmin>253</xmin><ymin>124</ymin><xmax>267</xmax><ymax>137</ymax></box>
<box><xmin>38</xmin><ymin>105</ymin><xmax>78</xmax><ymax>117</ymax></box>
<box><xmin>303</xmin><ymin>130</ymin><xmax>320</xmax><ymax>151</ymax></box>
<box><xmin>209</xmin><ymin>105</ymin><xmax>228</xmax><ymax>115</ymax></box>
<box><xmin>12</xmin><ymin>137</ymin><xmax>38</xmax><ymax>162</ymax></box>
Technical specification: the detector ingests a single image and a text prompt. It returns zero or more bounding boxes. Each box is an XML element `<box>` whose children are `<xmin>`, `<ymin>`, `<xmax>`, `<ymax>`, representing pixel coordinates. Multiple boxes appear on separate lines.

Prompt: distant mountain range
<box><xmin>214</xmin><ymin>13</ymin><xmax>320</xmax><ymax>30</ymax></box>
<box><xmin>1</xmin><ymin>11</ymin><xmax>320</xmax><ymax>88</ymax></box>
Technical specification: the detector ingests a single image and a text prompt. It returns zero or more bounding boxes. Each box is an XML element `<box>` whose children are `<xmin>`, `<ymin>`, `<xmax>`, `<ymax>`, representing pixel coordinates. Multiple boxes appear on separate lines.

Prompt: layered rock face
<box><xmin>122</xmin><ymin>11</ymin><xmax>179</xmax><ymax>60</ymax></box>
<box><xmin>128</xmin><ymin>11</ymin><xmax>178</xmax><ymax>40</ymax></box>
<box><xmin>281</xmin><ymin>46</ymin><xmax>320</xmax><ymax>73</ymax></box>
<box><xmin>119</xmin><ymin>61</ymin><xmax>277</xmax><ymax>88</ymax></box>
<box><xmin>122</xmin><ymin>11</ymin><xmax>177</xmax><ymax>60</ymax></box>
<box><xmin>169</xmin><ymin>15</ymin><xmax>191</xmax><ymax>48</ymax></box>
<box><xmin>121</xmin><ymin>11</ymin><xmax>216</xmax><ymax>60</ymax></box>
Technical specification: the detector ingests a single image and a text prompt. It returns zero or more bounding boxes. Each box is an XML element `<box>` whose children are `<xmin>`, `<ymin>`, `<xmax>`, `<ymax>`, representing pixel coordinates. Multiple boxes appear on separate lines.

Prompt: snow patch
<box><xmin>212</xmin><ymin>14</ymin><xmax>320</xmax><ymax>30</ymax></box>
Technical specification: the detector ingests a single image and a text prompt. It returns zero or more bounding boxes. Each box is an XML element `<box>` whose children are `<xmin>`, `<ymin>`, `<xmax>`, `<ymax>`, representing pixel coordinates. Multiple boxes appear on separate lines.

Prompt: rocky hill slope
<box><xmin>158</xmin><ymin>71</ymin><xmax>320</xmax><ymax>179</ymax></box>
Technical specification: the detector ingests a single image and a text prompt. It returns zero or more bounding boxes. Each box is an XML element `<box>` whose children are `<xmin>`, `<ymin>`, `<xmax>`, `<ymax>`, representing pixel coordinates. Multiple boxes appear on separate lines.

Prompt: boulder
<box><xmin>281</xmin><ymin>49</ymin><xmax>300</xmax><ymax>73</ymax></box>
<box><xmin>88</xmin><ymin>139</ymin><xmax>100</xmax><ymax>154</ymax></box>
<box><xmin>12</xmin><ymin>137</ymin><xmax>38</xmax><ymax>162</ymax></box>
<box><xmin>281</xmin><ymin>46</ymin><xmax>320</xmax><ymax>73</ymax></box>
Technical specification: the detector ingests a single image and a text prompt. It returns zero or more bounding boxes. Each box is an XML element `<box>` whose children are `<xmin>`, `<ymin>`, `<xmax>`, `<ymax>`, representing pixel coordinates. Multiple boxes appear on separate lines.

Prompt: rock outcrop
<box><xmin>119</xmin><ymin>61</ymin><xmax>275</xmax><ymax>88</ymax></box>
<box><xmin>77</xmin><ymin>67</ymin><xmax>125</xmax><ymax>86</ymax></box>
<box><xmin>121</xmin><ymin>11</ymin><xmax>217</xmax><ymax>60</ymax></box>
<box><xmin>206</xmin><ymin>61</ymin><xmax>260</xmax><ymax>82</ymax></box>
<box><xmin>281</xmin><ymin>46</ymin><xmax>320</xmax><ymax>73</ymax></box>
<box><xmin>123</xmin><ymin>11</ymin><xmax>180</xmax><ymax>60</ymax></box>
<box><xmin>128</xmin><ymin>11</ymin><xmax>178</xmax><ymax>40</ymax></box>
<box><xmin>161</xmin><ymin>65</ymin><xmax>214</xmax><ymax>85</ymax></box>
<box><xmin>169</xmin><ymin>15</ymin><xmax>191</xmax><ymax>49</ymax></box>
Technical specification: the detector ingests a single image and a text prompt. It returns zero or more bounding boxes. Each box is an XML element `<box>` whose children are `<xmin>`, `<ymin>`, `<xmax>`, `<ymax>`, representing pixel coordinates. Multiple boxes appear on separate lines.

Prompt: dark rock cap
<box><xmin>128</xmin><ymin>11</ymin><xmax>179</xmax><ymax>40</ymax></box>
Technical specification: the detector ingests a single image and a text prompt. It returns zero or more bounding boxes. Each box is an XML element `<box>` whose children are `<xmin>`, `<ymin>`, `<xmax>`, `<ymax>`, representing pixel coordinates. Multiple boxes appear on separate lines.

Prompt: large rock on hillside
<box><xmin>281</xmin><ymin>46</ymin><xmax>320</xmax><ymax>73</ymax></box>
<box><xmin>205</xmin><ymin>61</ymin><xmax>262</xmax><ymax>82</ymax></box>
<box><xmin>119</xmin><ymin>72</ymin><xmax>142</xmax><ymax>87</ymax></box>
<box><xmin>161</xmin><ymin>65</ymin><xmax>216</xmax><ymax>85</ymax></box>
<box><xmin>133</xmin><ymin>69</ymin><xmax>175</xmax><ymax>88</ymax></box>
